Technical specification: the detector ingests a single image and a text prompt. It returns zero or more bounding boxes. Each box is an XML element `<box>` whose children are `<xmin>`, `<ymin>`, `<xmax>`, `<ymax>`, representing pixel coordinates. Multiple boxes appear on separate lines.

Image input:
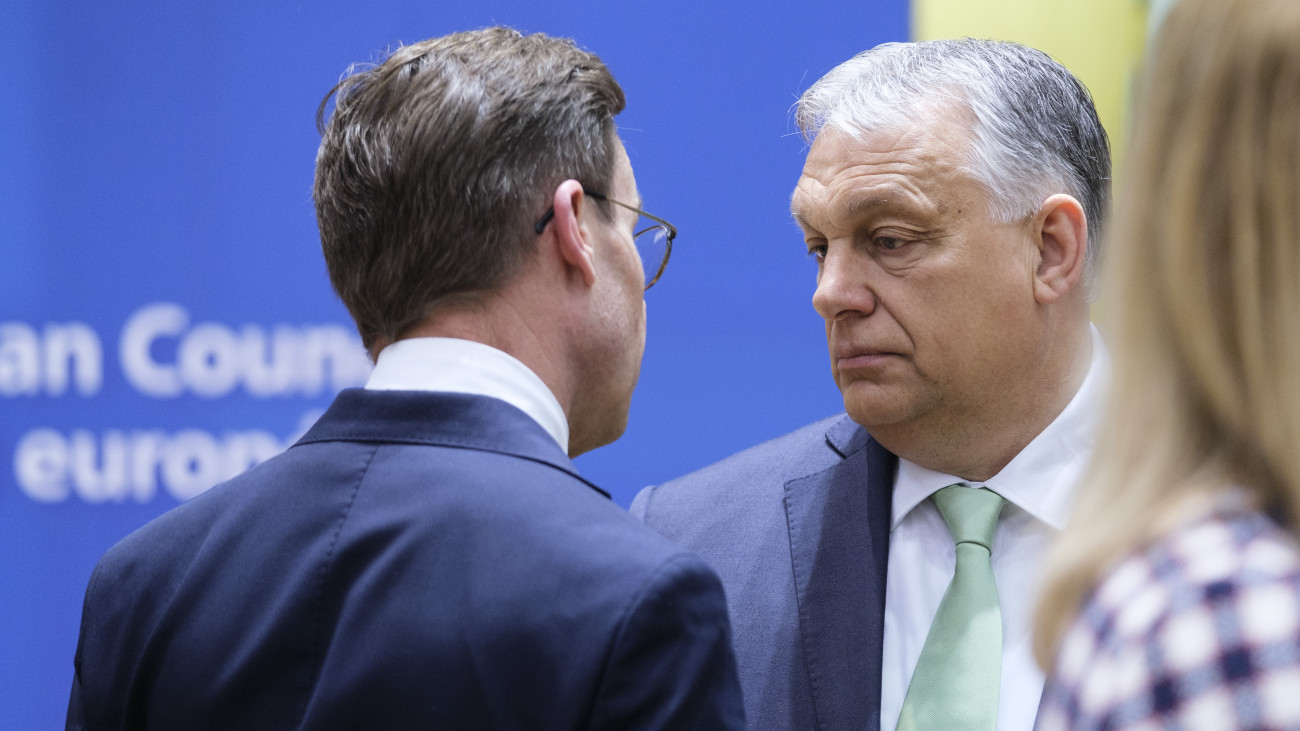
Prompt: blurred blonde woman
<box><xmin>1034</xmin><ymin>0</ymin><xmax>1300</xmax><ymax>727</ymax></box>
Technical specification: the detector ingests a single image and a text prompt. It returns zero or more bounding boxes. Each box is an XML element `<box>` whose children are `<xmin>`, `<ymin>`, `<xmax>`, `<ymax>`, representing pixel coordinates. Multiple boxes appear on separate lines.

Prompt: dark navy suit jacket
<box><xmin>68</xmin><ymin>389</ymin><xmax>744</xmax><ymax>730</ymax></box>
<box><xmin>632</xmin><ymin>414</ymin><xmax>896</xmax><ymax>731</ymax></box>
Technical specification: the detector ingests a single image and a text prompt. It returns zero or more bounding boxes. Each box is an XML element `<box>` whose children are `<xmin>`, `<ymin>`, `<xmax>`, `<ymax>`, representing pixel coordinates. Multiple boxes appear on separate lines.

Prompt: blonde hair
<box><xmin>1034</xmin><ymin>0</ymin><xmax>1300</xmax><ymax>665</ymax></box>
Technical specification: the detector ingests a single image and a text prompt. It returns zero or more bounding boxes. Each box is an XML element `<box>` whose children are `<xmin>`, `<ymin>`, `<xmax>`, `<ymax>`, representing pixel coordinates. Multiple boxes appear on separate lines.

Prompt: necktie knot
<box><xmin>933</xmin><ymin>484</ymin><xmax>1004</xmax><ymax>554</ymax></box>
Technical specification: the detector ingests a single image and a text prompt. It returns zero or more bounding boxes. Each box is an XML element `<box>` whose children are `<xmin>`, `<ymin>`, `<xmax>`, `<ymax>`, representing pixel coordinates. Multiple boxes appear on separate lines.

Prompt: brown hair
<box><xmin>1034</xmin><ymin>0</ymin><xmax>1300</xmax><ymax>664</ymax></box>
<box><xmin>313</xmin><ymin>27</ymin><xmax>626</xmax><ymax>354</ymax></box>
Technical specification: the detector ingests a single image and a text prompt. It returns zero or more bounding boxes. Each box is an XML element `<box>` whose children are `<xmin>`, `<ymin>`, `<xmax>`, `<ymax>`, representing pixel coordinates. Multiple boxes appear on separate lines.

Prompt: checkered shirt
<box><xmin>1037</xmin><ymin>491</ymin><xmax>1300</xmax><ymax>730</ymax></box>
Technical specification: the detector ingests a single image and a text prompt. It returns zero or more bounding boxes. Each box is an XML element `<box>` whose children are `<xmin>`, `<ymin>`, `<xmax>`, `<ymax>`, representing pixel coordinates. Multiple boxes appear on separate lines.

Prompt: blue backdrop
<box><xmin>1</xmin><ymin>1</ymin><xmax>907</xmax><ymax>725</ymax></box>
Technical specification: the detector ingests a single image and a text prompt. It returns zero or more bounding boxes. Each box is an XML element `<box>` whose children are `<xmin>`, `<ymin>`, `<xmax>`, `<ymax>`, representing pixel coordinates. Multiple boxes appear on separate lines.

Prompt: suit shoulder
<box><xmin>669</xmin><ymin>413</ymin><xmax>853</xmax><ymax>488</ymax></box>
<box><xmin>634</xmin><ymin>413</ymin><xmax>861</xmax><ymax>519</ymax></box>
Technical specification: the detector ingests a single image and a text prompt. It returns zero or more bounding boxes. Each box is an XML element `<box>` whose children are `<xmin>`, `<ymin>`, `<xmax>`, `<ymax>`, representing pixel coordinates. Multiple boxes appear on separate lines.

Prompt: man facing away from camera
<box><xmin>633</xmin><ymin>39</ymin><xmax>1110</xmax><ymax>731</ymax></box>
<box><xmin>66</xmin><ymin>27</ymin><xmax>744</xmax><ymax>730</ymax></box>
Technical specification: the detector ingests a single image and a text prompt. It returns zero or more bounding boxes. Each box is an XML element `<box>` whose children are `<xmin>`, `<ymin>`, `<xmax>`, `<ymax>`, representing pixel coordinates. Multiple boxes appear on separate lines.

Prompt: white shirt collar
<box><xmin>364</xmin><ymin>337</ymin><xmax>570</xmax><ymax>454</ymax></box>
<box><xmin>891</xmin><ymin>324</ymin><xmax>1109</xmax><ymax>531</ymax></box>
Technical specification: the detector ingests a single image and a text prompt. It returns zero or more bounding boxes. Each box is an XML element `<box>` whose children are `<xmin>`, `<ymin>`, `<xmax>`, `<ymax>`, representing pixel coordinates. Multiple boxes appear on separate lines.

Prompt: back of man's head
<box><xmin>795</xmin><ymin>38</ymin><xmax>1111</xmax><ymax>293</ymax></box>
<box><xmin>314</xmin><ymin>28</ymin><xmax>626</xmax><ymax>354</ymax></box>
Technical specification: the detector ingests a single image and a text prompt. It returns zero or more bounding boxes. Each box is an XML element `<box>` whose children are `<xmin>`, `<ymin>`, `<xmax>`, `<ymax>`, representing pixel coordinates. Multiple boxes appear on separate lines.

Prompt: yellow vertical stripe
<box><xmin>913</xmin><ymin>0</ymin><xmax>1148</xmax><ymax>179</ymax></box>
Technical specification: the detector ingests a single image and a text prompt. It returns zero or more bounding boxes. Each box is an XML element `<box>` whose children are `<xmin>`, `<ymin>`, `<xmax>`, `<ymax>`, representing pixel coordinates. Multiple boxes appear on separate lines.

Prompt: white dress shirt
<box><xmin>364</xmin><ymin>337</ymin><xmax>570</xmax><ymax>454</ymax></box>
<box><xmin>880</xmin><ymin>325</ymin><xmax>1108</xmax><ymax>731</ymax></box>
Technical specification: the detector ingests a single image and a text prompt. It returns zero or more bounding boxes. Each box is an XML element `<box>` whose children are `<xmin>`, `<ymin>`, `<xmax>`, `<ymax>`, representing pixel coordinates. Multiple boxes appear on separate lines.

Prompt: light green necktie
<box><xmin>896</xmin><ymin>485</ymin><xmax>1005</xmax><ymax>731</ymax></box>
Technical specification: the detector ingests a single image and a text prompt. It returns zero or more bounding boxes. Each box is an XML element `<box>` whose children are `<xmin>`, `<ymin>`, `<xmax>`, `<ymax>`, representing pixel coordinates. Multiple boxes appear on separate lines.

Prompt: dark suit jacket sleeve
<box><xmin>66</xmin><ymin>561</ymin><xmax>103</xmax><ymax>731</ymax></box>
<box><xmin>586</xmin><ymin>552</ymin><xmax>745</xmax><ymax>731</ymax></box>
<box><xmin>66</xmin><ymin>656</ymin><xmax>85</xmax><ymax>731</ymax></box>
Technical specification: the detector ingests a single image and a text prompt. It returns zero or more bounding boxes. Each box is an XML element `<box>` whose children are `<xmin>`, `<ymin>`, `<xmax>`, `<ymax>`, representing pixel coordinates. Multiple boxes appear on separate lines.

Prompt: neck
<box><xmin>398</xmin><ymin>292</ymin><xmax>576</xmax><ymax>422</ymax></box>
<box><xmin>879</xmin><ymin>318</ymin><xmax>1093</xmax><ymax>481</ymax></box>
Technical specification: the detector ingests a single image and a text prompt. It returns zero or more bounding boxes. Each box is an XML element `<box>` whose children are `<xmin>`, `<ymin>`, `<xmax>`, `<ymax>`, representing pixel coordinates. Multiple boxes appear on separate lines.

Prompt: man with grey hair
<box><xmin>633</xmin><ymin>39</ymin><xmax>1109</xmax><ymax>731</ymax></box>
<box><xmin>67</xmin><ymin>27</ymin><xmax>744</xmax><ymax>729</ymax></box>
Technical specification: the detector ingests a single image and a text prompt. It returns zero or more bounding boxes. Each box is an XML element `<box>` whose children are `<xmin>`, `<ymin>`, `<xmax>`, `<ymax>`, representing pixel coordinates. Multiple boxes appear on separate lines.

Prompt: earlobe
<box><xmin>1033</xmin><ymin>194</ymin><xmax>1088</xmax><ymax>304</ymax></box>
<box><xmin>549</xmin><ymin>180</ymin><xmax>597</xmax><ymax>288</ymax></box>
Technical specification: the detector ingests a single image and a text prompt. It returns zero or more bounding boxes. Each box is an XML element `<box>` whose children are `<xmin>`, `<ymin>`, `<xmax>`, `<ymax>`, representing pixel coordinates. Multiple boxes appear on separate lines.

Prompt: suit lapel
<box><xmin>783</xmin><ymin>416</ymin><xmax>896</xmax><ymax>731</ymax></box>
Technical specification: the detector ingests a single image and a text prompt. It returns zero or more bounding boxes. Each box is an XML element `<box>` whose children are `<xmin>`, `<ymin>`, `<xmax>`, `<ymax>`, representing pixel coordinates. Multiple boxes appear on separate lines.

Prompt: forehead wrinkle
<box><xmin>811</xmin><ymin>120</ymin><xmax>966</xmax><ymax>204</ymax></box>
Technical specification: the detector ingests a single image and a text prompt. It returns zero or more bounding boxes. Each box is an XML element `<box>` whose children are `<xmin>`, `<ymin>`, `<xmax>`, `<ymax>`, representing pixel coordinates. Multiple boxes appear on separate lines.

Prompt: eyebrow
<box><xmin>847</xmin><ymin>195</ymin><xmax>892</xmax><ymax>214</ymax></box>
<box><xmin>791</xmin><ymin>195</ymin><xmax>893</xmax><ymax>230</ymax></box>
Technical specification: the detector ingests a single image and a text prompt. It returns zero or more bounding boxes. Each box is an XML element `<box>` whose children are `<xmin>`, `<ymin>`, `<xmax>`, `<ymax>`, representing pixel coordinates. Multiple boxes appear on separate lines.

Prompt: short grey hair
<box><xmin>796</xmin><ymin>39</ymin><xmax>1111</xmax><ymax>294</ymax></box>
